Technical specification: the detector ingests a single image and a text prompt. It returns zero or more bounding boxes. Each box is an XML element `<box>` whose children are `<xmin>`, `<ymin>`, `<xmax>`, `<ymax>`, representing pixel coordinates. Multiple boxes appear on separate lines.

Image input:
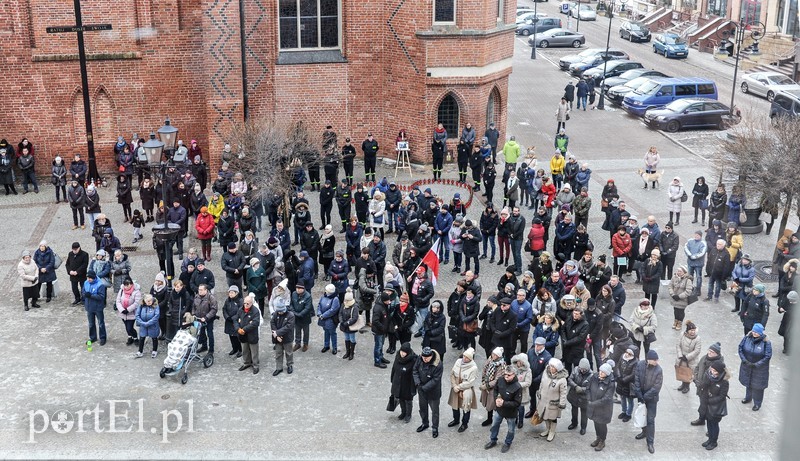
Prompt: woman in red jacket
<box><xmin>611</xmin><ymin>225</ymin><xmax>632</xmax><ymax>281</ymax></box>
<box><xmin>540</xmin><ymin>176</ymin><xmax>557</xmax><ymax>209</ymax></box>
<box><xmin>527</xmin><ymin>218</ymin><xmax>546</xmax><ymax>258</ymax></box>
<box><xmin>195</xmin><ymin>206</ymin><xmax>216</xmax><ymax>261</ymax></box>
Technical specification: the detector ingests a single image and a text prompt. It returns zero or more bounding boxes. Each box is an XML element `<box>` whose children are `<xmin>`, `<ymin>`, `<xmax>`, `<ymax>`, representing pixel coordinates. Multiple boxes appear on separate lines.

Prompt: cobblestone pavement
<box><xmin>0</xmin><ymin>33</ymin><xmax>794</xmax><ymax>461</ymax></box>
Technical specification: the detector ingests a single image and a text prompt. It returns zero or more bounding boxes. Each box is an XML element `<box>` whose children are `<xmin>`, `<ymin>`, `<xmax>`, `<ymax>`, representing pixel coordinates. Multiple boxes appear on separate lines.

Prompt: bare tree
<box><xmin>226</xmin><ymin>117</ymin><xmax>320</xmax><ymax>221</ymax></box>
<box><xmin>715</xmin><ymin>112</ymin><xmax>800</xmax><ymax>235</ymax></box>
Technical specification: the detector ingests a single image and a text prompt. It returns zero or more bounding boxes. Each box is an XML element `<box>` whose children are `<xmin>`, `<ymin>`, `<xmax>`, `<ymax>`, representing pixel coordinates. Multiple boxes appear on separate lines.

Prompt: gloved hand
<box><xmin>559</xmin><ymin>404</ymin><xmax>567</xmax><ymax>409</ymax></box>
<box><xmin>122</xmin><ymin>309</ymin><xmax>129</xmax><ymax>315</ymax></box>
<box><xmin>576</xmin><ymin>387</ymin><xmax>585</xmax><ymax>394</ymax></box>
<box><xmin>672</xmin><ymin>295</ymin><xmax>681</xmax><ymax>301</ymax></box>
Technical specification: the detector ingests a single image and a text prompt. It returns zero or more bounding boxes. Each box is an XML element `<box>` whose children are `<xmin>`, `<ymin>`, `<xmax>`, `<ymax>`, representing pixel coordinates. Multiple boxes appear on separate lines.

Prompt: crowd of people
<box><xmin>11</xmin><ymin>122</ymin><xmax>799</xmax><ymax>454</ymax></box>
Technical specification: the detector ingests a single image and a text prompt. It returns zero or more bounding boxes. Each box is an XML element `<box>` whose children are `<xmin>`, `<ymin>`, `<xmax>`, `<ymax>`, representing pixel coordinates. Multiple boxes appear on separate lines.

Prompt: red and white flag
<box><xmin>420</xmin><ymin>239</ymin><xmax>441</xmax><ymax>286</ymax></box>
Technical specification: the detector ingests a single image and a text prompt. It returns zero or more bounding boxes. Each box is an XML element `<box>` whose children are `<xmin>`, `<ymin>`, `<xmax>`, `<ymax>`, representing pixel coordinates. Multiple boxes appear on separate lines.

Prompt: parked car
<box><xmin>569</xmin><ymin>4</ymin><xmax>597</xmax><ymax>21</ymax></box>
<box><xmin>623</xmin><ymin>77</ymin><xmax>718</xmax><ymax>116</ymax></box>
<box><xmin>770</xmin><ymin>90</ymin><xmax>800</xmax><ymax>123</ymax></box>
<box><xmin>582</xmin><ymin>60</ymin><xmax>644</xmax><ymax>85</ymax></box>
<box><xmin>558</xmin><ymin>48</ymin><xmax>629</xmax><ymax>70</ymax></box>
<box><xmin>532</xmin><ymin>28</ymin><xmax>586</xmax><ymax>48</ymax></box>
<box><xmin>518</xmin><ymin>17</ymin><xmax>563</xmax><ymax>36</ymax></box>
<box><xmin>652</xmin><ymin>33</ymin><xmax>689</xmax><ymax>58</ymax></box>
<box><xmin>607</xmin><ymin>77</ymin><xmax>658</xmax><ymax>104</ymax></box>
<box><xmin>741</xmin><ymin>71</ymin><xmax>800</xmax><ymax>102</ymax></box>
<box><xmin>619</xmin><ymin>20</ymin><xmax>651</xmax><ymax>42</ymax></box>
<box><xmin>517</xmin><ymin>11</ymin><xmax>549</xmax><ymax>24</ymax></box>
<box><xmin>644</xmin><ymin>99</ymin><xmax>737</xmax><ymax>132</ymax></box>
<box><xmin>516</xmin><ymin>8</ymin><xmax>536</xmax><ymax>17</ymax></box>
<box><xmin>602</xmin><ymin>68</ymin><xmax>669</xmax><ymax>92</ymax></box>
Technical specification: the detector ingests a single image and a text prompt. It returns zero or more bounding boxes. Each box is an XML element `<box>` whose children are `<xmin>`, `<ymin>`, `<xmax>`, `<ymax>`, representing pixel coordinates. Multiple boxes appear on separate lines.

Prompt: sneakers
<box><xmin>151</xmin><ymin>351</ymin><xmax>158</xmax><ymax>358</ymax></box>
<box><xmin>135</xmin><ymin>352</ymin><xmax>144</xmax><ymax>358</ymax></box>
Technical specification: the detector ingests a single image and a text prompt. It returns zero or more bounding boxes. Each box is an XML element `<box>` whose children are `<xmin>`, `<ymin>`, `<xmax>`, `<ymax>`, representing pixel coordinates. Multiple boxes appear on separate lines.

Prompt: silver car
<box><xmin>741</xmin><ymin>71</ymin><xmax>800</xmax><ymax>102</ymax></box>
<box><xmin>533</xmin><ymin>28</ymin><xmax>586</xmax><ymax>48</ymax></box>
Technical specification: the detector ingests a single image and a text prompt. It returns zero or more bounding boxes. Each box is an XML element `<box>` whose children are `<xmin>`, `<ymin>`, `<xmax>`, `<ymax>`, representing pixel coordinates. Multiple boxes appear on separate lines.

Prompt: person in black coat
<box><xmin>166</xmin><ymin>280</ymin><xmax>193</xmax><ymax>341</ymax></box>
<box><xmin>698</xmin><ymin>360</ymin><xmax>729</xmax><ymax>450</ymax></box>
<box><xmin>586</xmin><ymin>363</ymin><xmax>616</xmax><ymax>451</ymax></box>
<box><xmin>633</xmin><ymin>350</ymin><xmax>663</xmax><ymax>454</ymax></box>
<box><xmin>691</xmin><ymin>177</ymin><xmax>709</xmax><ymax>225</ymax></box>
<box><xmin>222</xmin><ymin>286</ymin><xmax>243</xmax><ymax>357</ymax></box>
<box><xmin>614</xmin><ymin>345</ymin><xmax>638</xmax><ymax>422</ymax></box>
<box><xmin>485</xmin><ymin>367</ymin><xmax>523</xmax><ymax>452</ymax></box>
<box><xmin>413</xmin><ymin>347</ymin><xmax>444</xmax><ymax>437</ymax></box>
<box><xmin>271</xmin><ymin>304</ymin><xmax>295</xmax><ymax>375</ymax></box>
<box><xmin>561</xmin><ymin>308</ymin><xmax>590</xmax><ymax>374</ymax></box>
<box><xmin>458</xmin><ymin>287</ymin><xmax>481</xmax><ymax>351</ymax></box>
<box><xmin>525</xmin><ymin>337</ymin><xmax>552</xmax><ymax>417</ymax></box>
<box><xmin>490</xmin><ymin>298</ymin><xmax>518</xmax><ymax>364</ymax></box>
<box><xmin>65</xmin><ymin>242</ymin><xmax>89</xmax><ymax>305</ymax></box>
<box><xmin>461</xmin><ymin>220</ymin><xmax>483</xmax><ymax>275</ymax></box>
<box><xmin>423</xmin><ymin>300</ymin><xmax>447</xmax><ymax>361</ymax></box>
<box><xmin>372</xmin><ymin>292</ymin><xmax>393</xmax><ymax>368</ymax></box>
<box><xmin>391</xmin><ymin>342</ymin><xmax>418</xmax><ymax>422</ymax></box>
<box><xmin>235</xmin><ymin>295</ymin><xmax>262</xmax><ymax>373</ymax></box>
<box><xmin>116</xmin><ymin>174</ymin><xmax>134</xmax><ymax>222</ymax></box>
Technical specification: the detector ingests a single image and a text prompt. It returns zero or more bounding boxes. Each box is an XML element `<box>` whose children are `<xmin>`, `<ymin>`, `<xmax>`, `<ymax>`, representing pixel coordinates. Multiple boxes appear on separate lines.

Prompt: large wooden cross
<box><xmin>46</xmin><ymin>0</ymin><xmax>112</xmax><ymax>184</ymax></box>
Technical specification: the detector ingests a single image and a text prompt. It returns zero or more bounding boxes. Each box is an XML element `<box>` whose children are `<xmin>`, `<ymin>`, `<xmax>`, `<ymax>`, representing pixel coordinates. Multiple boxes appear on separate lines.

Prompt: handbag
<box><xmin>463</xmin><ymin>319</ymin><xmax>479</xmax><ymax>334</ymax></box>
<box><xmin>349</xmin><ymin>312</ymin><xmax>366</xmax><ymax>332</ymax></box>
<box><xmin>633</xmin><ymin>402</ymin><xmax>648</xmax><ymax>428</ymax></box>
<box><xmin>53</xmin><ymin>253</ymin><xmax>63</xmax><ymax>270</ymax></box>
<box><xmin>373</xmin><ymin>213</ymin><xmax>384</xmax><ymax>225</ymax></box>
<box><xmin>565</xmin><ymin>113</ymin><xmax>571</xmax><ymax>121</ymax></box>
<box><xmin>759</xmin><ymin>212</ymin><xmax>772</xmax><ymax>223</ymax></box>
<box><xmin>680</xmin><ymin>191</ymin><xmax>688</xmax><ymax>202</ymax></box>
<box><xmin>699</xmin><ymin>199</ymin><xmax>709</xmax><ymax>210</ymax></box>
<box><xmin>687</xmin><ymin>293</ymin><xmax>699</xmax><ymax>305</ymax></box>
<box><xmin>645</xmin><ymin>331</ymin><xmax>657</xmax><ymax>343</ymax></box>
<box><xmin>675</xmin><ymin>359</ymin><xmax>694</xmax><ymax>383</ymax></box>
<box><xmin>386</xmin><ymin>395</ymin><xmax>398</xmax><ymax>412</ymax></box>
<box><xmin>739</xmin><ymin>210</ymin><xmax>747</xmax><ymax>224</ymax></box>
<box><xmin>586</xmin><ymin>239</ymin><xmax>594</xmax><ymax>252</ymax></box>
<box><xmin>530</xmin><ymin>411</ymin><xmax>544</xmax><ymax>426</ymax></box>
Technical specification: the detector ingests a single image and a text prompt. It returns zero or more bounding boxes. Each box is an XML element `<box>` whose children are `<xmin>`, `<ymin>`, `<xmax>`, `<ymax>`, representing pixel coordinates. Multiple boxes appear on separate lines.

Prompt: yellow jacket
<box><xmin>727</xmin><ymin>232</ymin><xmax>743</xmax><ymax>261</ymax></box>
<box><xmin>550</xmin><ymin>155</ymin><xmax>565</xmax><ymax>175</ymax></box>
<box><xmin>208</xmin><ymin>198</ymin><xmax>226</xmax><ymax>223</ymax></box>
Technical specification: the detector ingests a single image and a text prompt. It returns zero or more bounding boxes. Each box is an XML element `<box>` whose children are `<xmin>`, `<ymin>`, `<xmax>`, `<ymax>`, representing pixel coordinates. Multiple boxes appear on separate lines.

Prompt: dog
<box><xmin>636</xmin><ymin>169</ymin><xmax>664</xmax><ymax>189</ymax></box>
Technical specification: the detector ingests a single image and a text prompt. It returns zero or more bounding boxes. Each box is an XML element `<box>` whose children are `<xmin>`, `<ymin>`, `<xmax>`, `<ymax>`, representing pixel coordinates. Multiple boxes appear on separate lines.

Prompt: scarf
<box><xmin>483</xmin><ymin>358</ymin><xmax>504</xmax><ymax>385</ymax></box>
<box><xmin>121</xmin><ymin>284</ymin><xmax>134</xmax><ymax>308</ymax></box>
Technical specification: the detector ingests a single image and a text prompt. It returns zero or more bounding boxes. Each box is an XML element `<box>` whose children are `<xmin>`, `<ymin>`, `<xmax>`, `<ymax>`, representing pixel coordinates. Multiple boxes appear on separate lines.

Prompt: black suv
<box><xmin>582</xmin><ymin>60</ymin><xmax>645</xmax><ymax>85</ymax></box>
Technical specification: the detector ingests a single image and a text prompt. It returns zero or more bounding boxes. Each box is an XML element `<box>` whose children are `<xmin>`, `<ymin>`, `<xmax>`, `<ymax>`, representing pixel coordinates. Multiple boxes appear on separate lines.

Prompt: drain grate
<box><xmin>753</xmin><ymin>260</ymin><xmax>779</xmax><ymax>283</ymax></box>
<box><xmin>121</xmin><ymin>246</ymin><xmax>138</xmax><ymax>252</ymax></box>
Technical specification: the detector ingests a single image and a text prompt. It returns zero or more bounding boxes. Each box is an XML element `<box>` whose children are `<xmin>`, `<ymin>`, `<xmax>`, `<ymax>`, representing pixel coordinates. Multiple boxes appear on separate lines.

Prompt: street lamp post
<box><xmin>716</xmin><ymin>19</ymin><xmax>765</xmax><ymax>115</ymax></box>
<box><xmin>530</xmin><ymin>1</ymin><xmax>540</xmax><ymax>59</ymax></box>
<box><xmin>597</xmin><ymin>0</ymin><xmax>628</xmax><ymax>110</ymax></box>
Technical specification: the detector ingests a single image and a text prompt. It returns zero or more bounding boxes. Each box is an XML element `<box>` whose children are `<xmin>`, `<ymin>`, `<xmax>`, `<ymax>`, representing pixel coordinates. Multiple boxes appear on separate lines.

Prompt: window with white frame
<box><xmin>434</xmin><ymin>0</ymin><xmax>456</xmax><ymax>23</ymax></box>
<box><xmin>279</xmin><ymin>0</ymin><xmax>340</xmax><ymax>49</ymax></box>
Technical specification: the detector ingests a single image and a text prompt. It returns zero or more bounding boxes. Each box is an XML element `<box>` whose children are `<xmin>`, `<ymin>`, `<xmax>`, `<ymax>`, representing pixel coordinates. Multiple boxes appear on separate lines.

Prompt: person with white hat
<box><xmin>318</xmin><ymin>284</ymin><xmax>341</xmax><ymax>355</ymax></box>
<box><xmin>479</xmin><ymin>347</ymin><xmax>506</xmax><ymax>427</ymax></box>
<box><xmin>447</xmin><ymin>348</ymin><xmax>479</xmax><ymax>432</ymax></box>
<box><xmin>537</xmin><ymin>357</ymin><xmax>568</xmax><ymax>442</ymax></box>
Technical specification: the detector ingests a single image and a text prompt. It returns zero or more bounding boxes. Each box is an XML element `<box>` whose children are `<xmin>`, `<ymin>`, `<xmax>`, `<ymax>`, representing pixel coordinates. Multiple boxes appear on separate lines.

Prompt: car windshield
<box><xmin>767</xmin><ymin>75</ymin><xmax>795</xmax><ymax>85</ymax></box>
<box><xmin>664</xmin><ymin>35</ymin><xmax>686</xmax><ymax>45</ymax></box>
<box><xmin>624</xmin><ymin>77</ymin><xmax>651</xmax><ymax>89</ymax></box>
<box><xmin>630</xmin><ymin>23</ymin><xmax>644</xmax><ymax>31</ymax></box>
<box><xmin>664</xmin><ymin>99</ymin><xmax>694</xmax><ymax>112</ymax></box>
<box><xmin>580</xmin><ymin>5</ymin><xmax>593</xmax><ymax>10</ymax></box>
<box><xmin>578</xmin><ymin>49</ymin><xmax>600</xmax><ymax>57</ymax></box>
<box><xmin>634</xmin><ymin>80</ymin><xmax>660</xmax><ymax>95</ymax></box>
<box><xmin>619</xmin><ymin>69</ymin><xmax>644</xmax><ymax>79</ymax></box>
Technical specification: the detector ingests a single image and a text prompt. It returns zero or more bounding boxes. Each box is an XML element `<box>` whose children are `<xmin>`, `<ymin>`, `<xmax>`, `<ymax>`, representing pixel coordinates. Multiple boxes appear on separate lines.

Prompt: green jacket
<box><xmin>503</xmin><ymin>141</ymin><xmax>521</xmax><ymax>164</ymax></box>
<box><xmin>246</xmin><ymin>267</ymin><xmax>268</xmax><ymax>298</ymax></box>
<box><xmin>572</xmin><ymin>195</ymin><xmax>592</xmax><ymax>217</ymax></box>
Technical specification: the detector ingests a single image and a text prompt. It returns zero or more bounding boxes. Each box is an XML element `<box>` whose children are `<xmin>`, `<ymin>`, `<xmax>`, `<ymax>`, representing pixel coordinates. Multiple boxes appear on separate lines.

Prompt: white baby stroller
<box><xmin>159</xmin><ymin>313</ymin><xmax>214</xmax><ymax>384</ymax></box>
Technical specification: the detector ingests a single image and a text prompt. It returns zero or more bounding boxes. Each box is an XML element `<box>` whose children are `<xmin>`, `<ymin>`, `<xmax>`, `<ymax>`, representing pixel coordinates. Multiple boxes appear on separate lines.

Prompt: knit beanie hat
<box><xmin>599</xmin><ymin>363</ymin><xmax>613</xmax><ymax>376</ymax></box>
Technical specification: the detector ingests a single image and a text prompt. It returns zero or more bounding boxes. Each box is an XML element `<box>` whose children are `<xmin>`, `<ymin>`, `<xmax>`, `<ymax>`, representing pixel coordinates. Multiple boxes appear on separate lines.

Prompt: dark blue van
<box><xmin>622</xmin><ymin>77</ymin><xmax>718</xmax><ymax>116</ymax></box>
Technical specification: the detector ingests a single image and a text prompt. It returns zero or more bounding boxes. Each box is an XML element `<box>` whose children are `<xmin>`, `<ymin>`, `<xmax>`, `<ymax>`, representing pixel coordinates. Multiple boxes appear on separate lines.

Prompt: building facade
<box><xmin>0</xmin><ymin>0</ymin><xmax>515</xmax><ymax>171</ymax></box>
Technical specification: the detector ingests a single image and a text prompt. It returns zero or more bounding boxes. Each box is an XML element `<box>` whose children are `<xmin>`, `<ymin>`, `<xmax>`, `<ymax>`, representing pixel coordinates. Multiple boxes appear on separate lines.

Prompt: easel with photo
<box><xmin>395</xmin><ymin>140</ymin><xmax>412</xmax><ymax>178</ymax></box>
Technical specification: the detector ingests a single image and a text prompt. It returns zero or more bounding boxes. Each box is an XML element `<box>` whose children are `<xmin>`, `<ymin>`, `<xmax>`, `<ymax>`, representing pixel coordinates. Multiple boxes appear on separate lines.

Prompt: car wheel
<box><xmin>718</xmin><ymin>120</ymin><xmax>728</xmax><ymax>130</ymax></box>
<box><xmin>741</xmin><ymin>82</ymin><xmax>749</xmax><ymax>94</ymax></box>
<box><xmin>620</xmin><ymin>30</ymin><xmax>624</xmax><ymax>38</ymax></box>
<box><xmin>653</xmin><ymin>46</ymin><xmax>658</xmax><ymax>53</ymax></box>
<box><xmin>572</xmin><ymin>40</ymin><xmax>582</xmax><ymax>48</ymax></box>
<box><xmin>767</xmin><ymin>90</ymin><xmax>775</xmax><ymax>102</ymax></box>
<box><xmin>522</xmin><ymin>29</ymin><xmax>530</xmax><ymax>36</ymax></box>
<box><xmin>665</xmin><ymin>120</ymin><xmax>680</xmax><ymax>132</ymax></box>
<box><xmin>664</xmin><ymin>49</ymin><xmax>669</xmax><ymax>58</ymax></box>
<box><xmin>540</xmin><ymin>40</ymin><xmax>549</xmax><ymax>48</ymax></box>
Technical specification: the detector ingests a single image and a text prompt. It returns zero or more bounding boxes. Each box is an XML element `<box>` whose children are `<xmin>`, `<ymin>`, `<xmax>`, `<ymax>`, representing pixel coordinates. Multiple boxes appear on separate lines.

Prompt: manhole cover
<box><xmin>161</xmin><ymin>394</ymin><xmax>170</xmax><ymax>400</ymax></box>
<box><xmin>121</xmin><ymin>246</ymin><xmax>138</xmax><ymax>252</ymax></box>
<box><xmin>753</xmin><ymin>260</ymin><xmax>778</xmax><ymax>282</ymax></box>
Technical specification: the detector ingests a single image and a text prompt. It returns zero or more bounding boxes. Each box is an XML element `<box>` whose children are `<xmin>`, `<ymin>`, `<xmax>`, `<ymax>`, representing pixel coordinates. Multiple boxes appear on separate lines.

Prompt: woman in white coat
<box><xmin>18</xmin><ymin>250</ymin><xmax>41</xmax><ymax>311</ymax></box>
<box><xmin>512</xmin><ymin>353</ymin><xmax>533</xmax><ymax>428</ymax></box>
<box><xmin>667</xmin><ymin>177</ymin><xmax>685</xmax><ymax>225</ymax></box>
<box><xmin>447</xmin><ymin>347</ymin><xmax>479</xmax><ymax>432</ymax></box>
<box><xmin>368</xmin><ymin>191</ymin><xmax>387</xmax><ymax>240</ymax></box>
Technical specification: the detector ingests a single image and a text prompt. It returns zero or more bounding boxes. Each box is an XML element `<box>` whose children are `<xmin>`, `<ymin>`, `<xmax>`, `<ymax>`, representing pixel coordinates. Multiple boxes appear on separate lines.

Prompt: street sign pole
<box><xmin>46</xmin><ymin>0</ymin><xmax>112</xmax><ymax>185</ymax></box>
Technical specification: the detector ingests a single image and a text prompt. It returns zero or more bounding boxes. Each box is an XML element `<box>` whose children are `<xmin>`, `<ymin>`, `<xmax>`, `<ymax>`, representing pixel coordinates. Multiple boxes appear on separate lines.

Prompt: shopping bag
<box><xmin>633</xmin><ymin>402</ymin><xmax>648</xmax><ymax>428</ymax></box>
<box><xmin>675</xmin><ymin>360</ymin><xmax>694</xmax><ymax>383</ymax></box>
<box><xmin>530</xmin><ymin>411</ymin><xmax>543</xmax><ymax>426</ymax></box>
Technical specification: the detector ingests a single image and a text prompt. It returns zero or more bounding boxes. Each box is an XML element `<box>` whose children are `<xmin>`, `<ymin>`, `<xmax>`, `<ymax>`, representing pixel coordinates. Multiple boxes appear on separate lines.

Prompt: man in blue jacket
<box><xmin>434</xmin><ymin>206</ymin><xmax>454</xmax><ymax>264</ymax></box>
<box><xmin>684</xmin><ymin>230</ymin><xmax>707</xmax><ymax>295</ymax></box>
<box><xmin>298</xmin><ymin>251</ymin><xmax>316</xmax><ymax>291</ymax></box>
<box><xmin>511</xmin><ymin>289</ymin><xmax>533</xmax><ymax>354</ymax></box>
<box><xmin>83</xmin><ymin>270</ymin><xmax>108</xmax><ymax>345</ymax></box>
